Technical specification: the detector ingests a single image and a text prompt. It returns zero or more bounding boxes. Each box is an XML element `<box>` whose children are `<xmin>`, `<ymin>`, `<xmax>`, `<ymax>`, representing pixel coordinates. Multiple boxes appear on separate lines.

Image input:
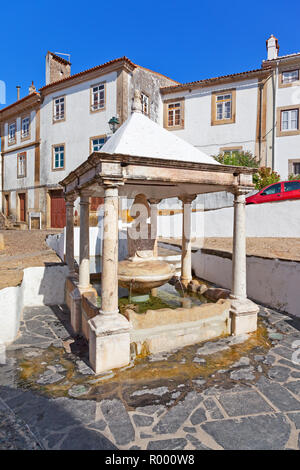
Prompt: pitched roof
<box><xmin>40</xmin><ymin>56</ymin><xmax>136</xmax><ymax>92</ymax></box>
<box><xmin>161</xmin><ymin>68</ymin><xmax>271</xmax><ymax>94</ymax></box>
<box><xmin>0</xmin><ymin>92</ymin><xmax>40</xmax><ymax>118</ymax></box>
<box><xmin>100</xmin><ymin>111</ymin><xmax>218</xmax><ymax>165</ymax></box>
<box><xmin>39</xmin><ymin>56</ymin><xmax>178</xmax><ymax>93</ymax></box>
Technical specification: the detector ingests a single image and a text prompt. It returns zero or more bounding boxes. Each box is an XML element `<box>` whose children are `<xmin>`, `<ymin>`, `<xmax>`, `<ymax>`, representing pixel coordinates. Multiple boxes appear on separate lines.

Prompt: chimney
<box><xmin>29</xmin><ymin>81</ymin><xmax>36</xmax><ymax>94</ymax></box>
<box><xmin>45</xmin><ymin>51</ymin><xmax>71</xmax><ymax>85</ymax></box>
<box><xmin>266</xmin><ymin>35</ymin><xmax>279</xmax><ymax>60</ymax></box>
<box><xmin>16</xmin><ymin>86</ymin><xmax>20</xmax><ymax>100</ymax></box>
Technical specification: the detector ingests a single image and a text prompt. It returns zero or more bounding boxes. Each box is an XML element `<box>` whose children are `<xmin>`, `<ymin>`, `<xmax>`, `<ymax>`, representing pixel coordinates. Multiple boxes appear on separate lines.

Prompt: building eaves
<box><xmin>160</xmin><ymin>67</ymin><xmax>272</xmax><ymax>94</ymax></box>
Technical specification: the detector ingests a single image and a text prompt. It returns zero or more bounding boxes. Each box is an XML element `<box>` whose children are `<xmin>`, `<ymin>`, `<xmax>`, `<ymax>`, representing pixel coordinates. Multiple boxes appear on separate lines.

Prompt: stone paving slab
<box><xmin>0</xmin><ymin>304</ymin><xmax>300</xmax><ymax>450</ymax></box>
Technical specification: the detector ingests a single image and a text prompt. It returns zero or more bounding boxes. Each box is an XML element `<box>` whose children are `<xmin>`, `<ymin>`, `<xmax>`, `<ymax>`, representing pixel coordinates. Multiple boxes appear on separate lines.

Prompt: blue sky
<box><xmin>1</xmin><ymin>0</ymin><xmax>300</xmax><ymax>108</ymax></box>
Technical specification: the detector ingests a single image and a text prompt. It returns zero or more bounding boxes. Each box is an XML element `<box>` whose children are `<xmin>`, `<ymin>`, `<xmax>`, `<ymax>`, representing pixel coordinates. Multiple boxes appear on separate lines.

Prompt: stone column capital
<box><xmin>231</xmin><ymin>186</ymin><xmax>251</xmax><ymax>199</ymax></box>
<box><xmin>65</xmin><ymin>193</ymin><xmax>77</xmax><ymax>206</ymax></box>
<box><xmin>149</xmin><ymin>198</ymin><xmax>161</xmax><ymax>205</ymax></box>
<box><xmin>179</xmin><ymin>194</ymin><xmax>196</xmax><ymax>204</ymax></box>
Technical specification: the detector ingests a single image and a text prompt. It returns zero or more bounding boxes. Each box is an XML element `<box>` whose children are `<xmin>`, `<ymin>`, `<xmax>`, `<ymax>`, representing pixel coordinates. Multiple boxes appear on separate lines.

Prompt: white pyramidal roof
<box><xmin>100</xmin><ymin>112</ymin><xmax>219</xmax><ymax>165</ymax></box>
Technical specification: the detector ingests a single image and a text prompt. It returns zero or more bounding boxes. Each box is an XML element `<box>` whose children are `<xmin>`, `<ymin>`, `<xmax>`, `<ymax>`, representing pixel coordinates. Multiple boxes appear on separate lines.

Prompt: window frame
<box><xmin>90</xmin><ymin>82</ymin><xmax>106</xmax><ymax>113</ymax></box>
<box><xmin>163</xmin><ymin>97</ymin><xmax>185</xmax><ymax>130</ymax></box>
<box><xmin>21</xmin><ymin>115</ymin><xmax>31</xmax><ymax>141</ymax></box>
<box><xmin>52</xmin><ymin>143</ymin><xmax>65</xmax><ymax>171</ymax></box>
<box><xmin>141</xmin><ymin>92</ymin><xmax>150</xmax><ymax>116</ymax></box>
<box><xmin>279</xmin><ymin>68</ymin><xmax>300</xmax><ymax>88</ymax></box>
<box><xmin>211</xmin><ymin>88</ymin><xmax>236</xmax><ymax>126</ymax></box>
<box><xmin>8</xmin><ymin>120</ymin><xmax>16</xmax><ymax>146</ymax></box>
<box><xmin>53</xmin><ymin>96</ymin><xmax>66</xmax><ymax>123</ymax></box>
<box><xmin>89</xmin><ymin>134</ymin><xmax>107</xmax><ymax>153</ymax></box>
<box><xmin>288</xmin><ymin>159</ymin><xmax>300</xmax><ymax>176</ymax></box>
<box><xmin>17</xmin><ymin>152</ymin><xmax>27</xmax><ymax>178</ymax></box>
<box><xmin>219</xmin><ymin>146</ymin><xmax>243</xmax><ymax>157</ymax></box>
<box><xmin>277</xmin><ymin>105</ymin><xmax>300</xmax><ymax>137</ymax></box>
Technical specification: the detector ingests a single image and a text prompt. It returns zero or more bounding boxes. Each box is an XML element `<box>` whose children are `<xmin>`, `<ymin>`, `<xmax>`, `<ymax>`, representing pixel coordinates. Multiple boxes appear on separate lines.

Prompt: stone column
<box><xmin>149</xmin><ymin>198</ymin><xmax>161</xmax><ymax>257</ymax></box>
<box><xmin>149</xmin><ymin>199</ymin><xmax>161</xmax><ymax>296</ymax></box>
<box><xmin>78</xmin><ymin>195</ymin><xmax>90</xmax><ymax>290</ymax></box>
<box><xmin>180</xmin><ymin>195</ymin><xmax>195</xmax><ymax>285</ymax></box>
<box><xmin>65</xmin><ymin>195</ymin><xmax>76</xmax><ymax>277</ymax></box>
<box><xmin>230</xmin><ymin>188</ymin><xmax>259</xmax><ymax>335</ymax></box>
<box><xmin>88</xmin><ymin>183</ymin><xmax>131</xmax><ymax>374</ymax></box>
<box><xmin>100</xmin><ymin>185</ymin><xmax>119</xmax><ymax>316</ymax></box>
<box><xmin>231</xmin><ymin>191</ymin><xmax>247</xmax><ymax>300</ymax></box>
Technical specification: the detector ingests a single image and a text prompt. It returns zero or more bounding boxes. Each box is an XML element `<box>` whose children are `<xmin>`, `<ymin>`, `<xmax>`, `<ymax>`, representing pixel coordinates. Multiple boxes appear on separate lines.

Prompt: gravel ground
<box><xmin>161</xmin><ymin>237</ymin><xmax>300</xmax><ymax>262</ymax></box>
<box><xmin>0</xmin><ymin>230</ymin><xmax>61</xmax><ymax>289</ymax></box>
<box><xmin>1</xmin><ymin>231</ymin><xmax>300</xmax><ymax>290</ymax></box>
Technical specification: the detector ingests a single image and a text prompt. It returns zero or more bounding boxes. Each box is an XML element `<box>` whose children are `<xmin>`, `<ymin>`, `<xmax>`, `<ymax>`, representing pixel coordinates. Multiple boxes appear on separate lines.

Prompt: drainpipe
<box><xmin>271</xmin><ymin>62</ymin><xmax>279</xmax><ymax>171</ymax></box>
<box><xmin>258</xmin><ymin>83</ymin><xmax>263</xmax><ymax>162</ymax></box>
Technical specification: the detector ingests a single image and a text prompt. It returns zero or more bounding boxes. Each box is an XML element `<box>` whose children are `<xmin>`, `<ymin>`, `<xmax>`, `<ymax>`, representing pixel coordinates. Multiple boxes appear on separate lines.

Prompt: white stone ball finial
<box><xmin>132</xmin><ymin>89</ymin><xmax>142</xmax><ymax>113</ymax></box>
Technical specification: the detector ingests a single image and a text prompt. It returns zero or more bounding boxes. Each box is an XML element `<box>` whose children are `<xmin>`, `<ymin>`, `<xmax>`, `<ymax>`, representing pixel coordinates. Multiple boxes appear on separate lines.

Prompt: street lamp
<box><xmin>108</xmin><ymin>116</ymin><xmax>119</xmax><ymax>134</ymax></box>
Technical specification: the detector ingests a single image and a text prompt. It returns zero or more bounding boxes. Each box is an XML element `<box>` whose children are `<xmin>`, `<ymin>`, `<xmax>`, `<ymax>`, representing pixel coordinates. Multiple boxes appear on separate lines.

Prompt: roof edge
<box><xmin>160</xmin><ymin>68</ymin><xmax>272</xmax><ymax>94</ymax></box>
<box><xmin>39</xmin><ymin>56</ymin><xmax>137</xmax><ymax>93</ymax></box>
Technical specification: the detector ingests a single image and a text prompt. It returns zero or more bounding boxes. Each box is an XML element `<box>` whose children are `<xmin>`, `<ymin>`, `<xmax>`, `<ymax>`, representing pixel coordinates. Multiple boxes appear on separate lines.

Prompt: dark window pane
<box><xmin>264</xmin><ymin>183</ymin><xmax>281</xmax><ymax>195</ymax></box>
<box><xmin>284</xmin><ymin>181</ymin><xmax>300</xmax><ymax>192</ymax></box>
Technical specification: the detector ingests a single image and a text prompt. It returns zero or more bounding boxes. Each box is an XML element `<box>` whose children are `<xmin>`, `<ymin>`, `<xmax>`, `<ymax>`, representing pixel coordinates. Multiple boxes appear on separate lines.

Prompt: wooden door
<box><xmin>19</xmin><ymin>193</ymin><xmax>26</xmax><ymax>222</ymax></box>
<box><xmin>50</xmin><ymin>191</ymin><xmax>66</xmax><ymax>228</ymax></box>
<box><xmin>90</xmin><ymin>197</ymin><xmax>104</xmax><ymax>211</ymax></box>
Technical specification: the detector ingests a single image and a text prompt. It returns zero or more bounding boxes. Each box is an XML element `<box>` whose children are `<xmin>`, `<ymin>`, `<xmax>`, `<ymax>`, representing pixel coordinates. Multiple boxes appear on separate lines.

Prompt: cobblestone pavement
<box><xmin>1</xmin><ymin>304</ymin><xmax>300</xmax><ymax>450</ymax></box>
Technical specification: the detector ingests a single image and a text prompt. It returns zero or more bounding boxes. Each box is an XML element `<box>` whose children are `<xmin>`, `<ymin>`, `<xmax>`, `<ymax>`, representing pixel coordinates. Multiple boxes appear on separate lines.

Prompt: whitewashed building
<box><xmin>1</xmin><ymin>36</ymin><xmax>300</xmax><ymax>228</ymax></box>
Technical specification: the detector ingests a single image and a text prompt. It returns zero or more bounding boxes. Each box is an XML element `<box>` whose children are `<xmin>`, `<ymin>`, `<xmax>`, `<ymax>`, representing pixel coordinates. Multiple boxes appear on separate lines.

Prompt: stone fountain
<box><xmin>118</xmin><ymin>194</ymin><xmax>175</xmax><ymax>302</ymax></box>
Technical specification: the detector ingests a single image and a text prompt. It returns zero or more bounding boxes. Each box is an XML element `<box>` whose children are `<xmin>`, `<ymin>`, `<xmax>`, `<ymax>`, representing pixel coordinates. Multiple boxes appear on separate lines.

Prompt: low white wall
<box><xmin>47</xmin><ymin>226</ymin><xmax>128</xmax><ymax>262</ymax></box>
<box><xmin>158</xmin><ymin>199</ymin><xmax>300</xmax><ymax>238</ymax></box>
<box><xmin>192</xmin><ymin>250</ymin><xmax>300</xmax><ymax>317</ymax></box>
<box><xmin>0</xmin><ymin>264</ymin><xmax>69</xmax><ymax>344</ymax></box>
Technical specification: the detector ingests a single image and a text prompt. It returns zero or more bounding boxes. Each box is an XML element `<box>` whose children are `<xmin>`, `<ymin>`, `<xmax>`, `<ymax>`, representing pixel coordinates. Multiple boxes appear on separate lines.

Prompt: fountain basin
<box><xmin>118</xmin><ymin>258</ymin><xmax>175</xmax><ymax>295</ymax></box>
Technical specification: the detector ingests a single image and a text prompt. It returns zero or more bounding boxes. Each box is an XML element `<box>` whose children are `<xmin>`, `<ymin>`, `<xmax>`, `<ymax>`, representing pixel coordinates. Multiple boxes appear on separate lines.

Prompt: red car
<box><xmin>246</xmin><ymin>180</ymin><xmax>300</xmax><ymax>204</ymax></box>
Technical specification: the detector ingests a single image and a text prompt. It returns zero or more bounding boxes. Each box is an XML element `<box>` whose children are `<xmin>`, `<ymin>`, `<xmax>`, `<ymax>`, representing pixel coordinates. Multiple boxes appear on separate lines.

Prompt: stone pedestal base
<box><xmin>88</xmin><ymin>314</ymin><xmax>131</xmax><ymax>374</ymax></box>
<box><xmin>230</xmin><ymin>297</ymin><xmax>259</xmax><ymax>336</ymax></box>
<box><xmin>70</xmin><ymin>287</ymin><xmax>82</xmax><ymax>334</ymax></box>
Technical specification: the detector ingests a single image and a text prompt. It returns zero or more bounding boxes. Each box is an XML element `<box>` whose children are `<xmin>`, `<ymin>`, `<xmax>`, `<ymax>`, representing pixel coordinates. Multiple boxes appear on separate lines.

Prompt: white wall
<box><xmin>158</xmin><ymin>199</ymin><xmax>300</xmax><ymax>238</ymax></box>
<box><xmin>163</xmin><ymin>78</ymin><xmax>259</xmax><ymax>157</ymax></box>
<box><xmin>275</xmin><ymin>80</ymin><xmax>300</xmax><ymax>180</ymax></box>
<box><xmin>192</xmin><ymin>250</ymin><xmax>300</xmax><ymax>317</ymax></box>
<box><xmin>0</xmin><ymin>264</ymin><xmax>69</xmax><ymax>344</ymax></box>
<box><xmin>46</xmin><ymin>225</ymin><xmax>128</xmax><ymax>266</ymax></box>
<box><xmin>39</xmin><ymin>71</ymin><xmax>118</xmax><ymax>187</ymax></box>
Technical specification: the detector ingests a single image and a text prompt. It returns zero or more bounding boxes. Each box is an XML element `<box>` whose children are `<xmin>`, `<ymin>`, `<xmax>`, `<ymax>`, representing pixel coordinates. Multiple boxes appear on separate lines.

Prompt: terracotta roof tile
<box><xmin>39</xmin><ymin>56</ymin><xmax>136</xmax><ymax>92</ymax></box>
<box><xmin>0</xmin><ymin>92</ymin><xmax>40</xmax><ymax>115</ymax></box>
<box><xmin>161</xmin><ymin>67</ymin><xmax>272</xmax><ymax>93</ymax></box>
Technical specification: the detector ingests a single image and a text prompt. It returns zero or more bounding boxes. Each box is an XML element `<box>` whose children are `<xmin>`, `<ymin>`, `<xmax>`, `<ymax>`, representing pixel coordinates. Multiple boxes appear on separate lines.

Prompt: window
<box><xmin>262</xmin><ymin>183</ymin><xmax>281</xmax><ymax>195</ymax></box>
<box><xmin>220</xmin><ymin>147</ymin><xmax>243</xmax><ymax>158</ymax></box>
<box><xmin>141</xmin><ymin>92</ymin><xmax>149</xmax><ymax>115</ymax></box>
<box><xmin>91</xmin><ymin>136</ymin><xmax>106</xmax><ymax>152</ymax></box>
<box><xmin>8</xmin><ymin>122</ymin><xmax>16</xmax><ymax>144</ymax></box>
<box><xmin>277</xmin><ymin>105</ymin><xmax>300</xmax><ymax>136</ymax></box>
<box><xmin>284</xmin><ymin>181</ymin><xmax>300</xmax><ymax>192</ymax></box>
<box><xmin>53</xmin><ymin>145</ymin><xmax>65</xmax><ymax>170</ymax></box>
<box><xmin>17</xmin><ymin>152</ymin><xmax>26</xmax><ymax>178</ymax></box>
<box><xmin>163</xmin><ymin>98</ymin><xmax>184</xmax><ymax>130</ymax></box>
<box><xmin>282</xmin><ymin>70</ymin><xmax>299</xmax><ymax>84</ymax></box>
<box><xmin>21</xmin><ymin>116</ymin><xmax>30</xmax><ymax>139</ymax></box>
<box><xmin>91</xmin><ymin>83</ymin><xmax>105</xmax><ymax>112</ymax></box>
<box><xmin>53</xmin><ymin>97</ymin><xmax>65</xmax><ymax>121</ymax></box>
<box><xmin>293</xmin><ymin>162</ymin><xmax>300</xmax><ymax>175</ymax></box>
<box><xmin>211</xmin><ymin>89</ymin><xmax>236</xmax><ymax>126</ymax></box>
<box><xmin>216</xmin><ymin>93</ymin><xmax>232</xmax><ymax>120</ymax></box>
<box><xmin>168</xmin><ymin>102</ymin><xmax>181</xmax><ymax>127</ymax></box>
<box><xmin>281</xmin><ymin>109</ymin><xmax>299</xmax><ymax>131</ymax></box>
